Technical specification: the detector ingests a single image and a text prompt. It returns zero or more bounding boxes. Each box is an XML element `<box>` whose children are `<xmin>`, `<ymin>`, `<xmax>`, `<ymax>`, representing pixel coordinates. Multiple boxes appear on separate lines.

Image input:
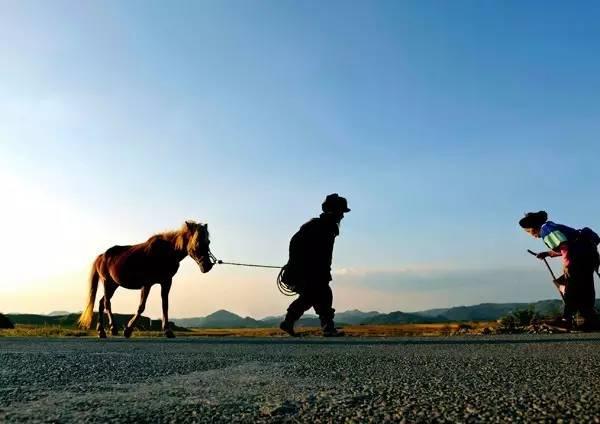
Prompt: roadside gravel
<box><xmin>1</xmin><ymin>335</ymin><xmax>600</xmax><ymax>422</ymax></box>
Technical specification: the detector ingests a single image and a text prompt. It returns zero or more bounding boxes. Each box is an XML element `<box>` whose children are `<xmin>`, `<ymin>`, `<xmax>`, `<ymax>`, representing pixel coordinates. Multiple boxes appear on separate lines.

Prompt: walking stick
<box><xmin>527</xmin><ymin>250</ymin><xmax>565</xmax><ymax>301</ymax></box>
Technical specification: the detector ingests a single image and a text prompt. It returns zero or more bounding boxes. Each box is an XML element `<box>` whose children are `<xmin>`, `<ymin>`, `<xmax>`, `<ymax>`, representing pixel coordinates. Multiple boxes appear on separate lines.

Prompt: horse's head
<box><xmin>185</xmin><ymin>221</ymin><xmax>214</xmax><ymax>273</ymax></box>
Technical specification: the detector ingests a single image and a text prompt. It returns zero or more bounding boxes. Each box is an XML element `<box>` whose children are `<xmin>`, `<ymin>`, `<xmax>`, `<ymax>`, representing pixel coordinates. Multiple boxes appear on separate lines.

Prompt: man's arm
<box><xmin>536</xmin><ymin>249</ymin><xmax>563</xmax><ymax>259</ymax></box>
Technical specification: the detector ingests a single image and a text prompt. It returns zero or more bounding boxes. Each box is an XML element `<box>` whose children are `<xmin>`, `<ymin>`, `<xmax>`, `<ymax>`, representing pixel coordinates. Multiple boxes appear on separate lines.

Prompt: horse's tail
<box><xmin>78</xmin><ymin>256</ymin><xmax>101</xmax><ymax>329</ymax></box>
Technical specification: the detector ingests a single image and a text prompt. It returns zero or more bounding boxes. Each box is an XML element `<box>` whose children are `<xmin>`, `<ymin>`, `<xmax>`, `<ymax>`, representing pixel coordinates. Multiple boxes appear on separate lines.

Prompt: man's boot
<box><xmin>279</xmin><ymin>319</ymin><xmax>298</xmax><ymax>337</ymax></box>
<box><xmin>579</xmin><ymin>320</ymin><xmax>600</xmax><ymax>332</ymax></box>
<box><xmin>579</xmin><ymin>311</ymin><xmax>600</xmax><ymax>332</ymax></box>
<box><xmin>322</xmin><ymin>321</ymin><xmax>345</xmax><ymax>337</ymax></box>
<box><xmin>548</xmin><ymin>316</ymin><xmax>573</xmax><ymax>331</ymax></box>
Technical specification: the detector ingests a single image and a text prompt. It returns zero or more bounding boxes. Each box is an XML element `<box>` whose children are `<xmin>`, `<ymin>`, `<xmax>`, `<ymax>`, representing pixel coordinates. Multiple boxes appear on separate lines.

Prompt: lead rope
<box><xmin>208</xmin><ymin>250</ymin><xmax>295</xmax><ymax>296</ymax></box>
<box><xmin>208</xmin><ymin>250</ymin><xmax>281</xmax><ymax>269</ymax></box>
<box><xmin>216</xmin><ymin>261</ymin><xmax>282</xmax><ymax>269</ymax></box>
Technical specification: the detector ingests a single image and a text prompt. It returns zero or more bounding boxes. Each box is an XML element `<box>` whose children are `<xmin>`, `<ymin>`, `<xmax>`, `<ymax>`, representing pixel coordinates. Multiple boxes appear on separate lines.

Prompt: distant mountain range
<box><xmin>6</xmin><ymin>300</ymin><xmax>596</xmax><ymax>329</ymax></box>
<box><xmin>413</xmin><ymin>300</ymin><xmax>566</xmax><ymax>322</ymax></box>
<box><xmin>174</xmin><ymin>310</ymin><xmax>263</xmax><ymax>329</ymax></box>
<box><xmin>171</xmin><ymin>300</ymin><xmax>582</xmax><ymax>327</ymax></box>
<box><xmin>47</xmin><ymin>311</ymin><xmax>71</xmax><ymax>316</ymax></box>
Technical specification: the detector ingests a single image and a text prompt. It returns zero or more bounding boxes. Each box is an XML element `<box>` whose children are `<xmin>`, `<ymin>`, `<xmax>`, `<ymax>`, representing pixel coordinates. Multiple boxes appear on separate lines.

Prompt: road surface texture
<box><xmin>2</xmin><ymin>335</ymin><xmax>600</xmax><ymax>423</ymax></box>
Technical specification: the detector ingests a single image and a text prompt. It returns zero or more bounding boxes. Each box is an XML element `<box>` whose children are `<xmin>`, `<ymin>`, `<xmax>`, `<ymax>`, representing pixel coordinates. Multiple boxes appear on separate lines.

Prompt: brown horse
<box><xmin>78</xmin><ymin>221</ymin><xmax>214</xmax><ymax>338</ymax></box>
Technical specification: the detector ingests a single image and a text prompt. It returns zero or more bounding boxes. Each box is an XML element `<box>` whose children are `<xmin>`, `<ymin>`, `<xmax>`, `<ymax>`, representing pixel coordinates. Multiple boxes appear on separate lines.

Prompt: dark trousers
<box><xmin>285</xmin><ymin>283</ymin><xmax>335</xmax><ymax>325</ymax></box>
<box><xmin>564</xmin><ymin>266</ymin><xmax>597</xmax><ymax>322</ymax></box>
<box><xmin>563</xmin><ymin>242</ymin><xmax>598</xmax><ymax>323</ymax></box>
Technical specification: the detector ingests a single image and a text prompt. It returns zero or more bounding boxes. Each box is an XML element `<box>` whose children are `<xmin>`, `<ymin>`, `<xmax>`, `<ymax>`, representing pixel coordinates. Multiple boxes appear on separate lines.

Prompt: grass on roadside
<box><xmin>0</xmin><ymin>325</ymin><xmax>90</xmax><ymax>337</ymax></box>
<box><xmin>0</xmin><ymin>325</ymin><xmax>187</xmax><ymax>338</ymax></box>
<box><xmin>0</xmin><ymin>322</ymin><xmax>496</xmax><ymax>338</ymax></box>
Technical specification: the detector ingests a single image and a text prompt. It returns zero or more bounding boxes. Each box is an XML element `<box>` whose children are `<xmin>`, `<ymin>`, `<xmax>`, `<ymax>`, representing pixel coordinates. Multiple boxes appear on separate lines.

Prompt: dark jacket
<box><xmin>287</xmin><ymin>213</ymin><xmax>340</xmax><ymax>282</ymax></box>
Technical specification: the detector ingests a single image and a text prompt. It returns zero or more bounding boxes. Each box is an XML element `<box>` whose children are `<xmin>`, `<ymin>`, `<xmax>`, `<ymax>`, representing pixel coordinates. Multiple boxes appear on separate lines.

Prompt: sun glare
<box><xmin>0</xmin><ymin>172</ymin><xmax>107</xmax><ymax>289</ymax></box>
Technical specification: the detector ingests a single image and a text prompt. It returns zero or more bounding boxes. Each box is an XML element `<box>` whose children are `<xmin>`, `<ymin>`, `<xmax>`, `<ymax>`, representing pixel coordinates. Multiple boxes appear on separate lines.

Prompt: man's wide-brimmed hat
<box><xmin>322</xmin><ymin>193</ymin><xmax>351</xmax><ymax>213</ymax></box>
<box><xmin>519</xmin><ymin>211</ymin><xmax>548</xmax><ymax>229</ymax></box>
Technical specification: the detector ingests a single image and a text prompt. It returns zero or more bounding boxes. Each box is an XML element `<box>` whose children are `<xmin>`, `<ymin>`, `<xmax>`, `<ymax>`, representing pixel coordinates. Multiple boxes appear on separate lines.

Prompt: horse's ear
<box><xmin>185</xmin><ymin>221</ymin><xmax>195</xmax><ymax>231</ymax></box>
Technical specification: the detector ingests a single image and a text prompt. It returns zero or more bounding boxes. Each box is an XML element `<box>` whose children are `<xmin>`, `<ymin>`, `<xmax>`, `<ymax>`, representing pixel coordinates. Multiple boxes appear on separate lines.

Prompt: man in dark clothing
<box><xmin>279</xmin><ymin>194</ymin><xmax>350</xmax><ymax>337</ymax></box>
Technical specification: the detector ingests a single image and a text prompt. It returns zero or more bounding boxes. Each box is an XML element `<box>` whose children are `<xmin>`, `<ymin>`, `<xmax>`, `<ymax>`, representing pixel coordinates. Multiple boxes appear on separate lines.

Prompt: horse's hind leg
<box><xmin>103</xmin><ymin>281</ymin><xmax>119</xmax><ymax>336</ymax></box>
<box><xmin>97</xmin><ymin>285</ymin><xmax>107</xmax><ymax>339</ymax></box>
<box><xmin>124</xmin><ymin>285</ymin><xmax>151</xmax><ymax>339</ymax></box>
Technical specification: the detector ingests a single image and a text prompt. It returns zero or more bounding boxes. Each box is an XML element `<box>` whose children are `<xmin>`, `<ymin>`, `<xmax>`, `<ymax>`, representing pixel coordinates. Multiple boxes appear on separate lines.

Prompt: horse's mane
<box><xmin>149</xmin><ymin>221</ymin><xmax>201</xmax><ymax>252</ymax></box>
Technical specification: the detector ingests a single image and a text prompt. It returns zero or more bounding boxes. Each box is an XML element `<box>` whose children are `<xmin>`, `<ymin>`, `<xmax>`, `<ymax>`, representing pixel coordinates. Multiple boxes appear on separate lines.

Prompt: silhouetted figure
<box><xmin>280</xmin><ymin>194</ymin><xmax>350</xmax><ymax>337</ymax></box>
<box><xmin>520</xmin><ymin>211</ymin><xmax>600</xmax><ymax>330</ymax></box>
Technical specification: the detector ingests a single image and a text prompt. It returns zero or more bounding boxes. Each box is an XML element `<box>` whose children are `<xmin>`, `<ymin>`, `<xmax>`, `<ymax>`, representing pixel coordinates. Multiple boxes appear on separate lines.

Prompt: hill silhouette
<box><xmin>47</xmin><ymin>311</ymin><xmax>71</xmax><ymax>316</ymax></box>
<box><xmin>7</xmin><ymin>299</ymin><xmax>593</xmax><ymax>330</ymax></box>
<box><xmin>361</xmin><ymin>311</ymin><xmax>448</xmax><ymax>325</ymax></box>
<box><xmin>172</xmin><ymin>300</ymin><xmax>571</xmax><ymax>327</ymax></box>
<box><xmin>258</xmin><ymin>310</ymin><xmax>380</xmax><ymax>327</ymax></box>
<box><xmin>259</xmin><ymin>315</ymin><xmax>322</xmax><ymax>327</ymax></box>
<box><xmin>413</xmin><ymin>300</ymin><xmax>565</xmax><ymax>322</ymax></box>
<box><xmin>336</xmin><ymin>310</ymin><xmax>381</xmax><ymax>324</ymax></box>
<box><xmin>174</xmin><ymin>310</ymin><xmax>263</xmax><ymax>328</ymax></box>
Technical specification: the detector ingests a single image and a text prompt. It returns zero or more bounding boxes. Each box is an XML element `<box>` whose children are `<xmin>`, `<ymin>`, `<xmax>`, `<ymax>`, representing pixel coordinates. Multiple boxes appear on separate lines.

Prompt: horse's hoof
<box><xmin>110</xmin><ymin>326</ymin><xmax>119</xmax><ymax>336</ymax></box>
<box><xmin>124</xmin><ymin>327</ymin><xmax>133</xmax><ymax>339</ymax></box>
<box><xmin>164</xmin><ymin>329</ymin><xmax>175</xmax><ymax>339</ymax></box>
<box><xmin>98</xmin><ymin>330</ymin><xmax>107</xmax><ymax>339</ymax></box>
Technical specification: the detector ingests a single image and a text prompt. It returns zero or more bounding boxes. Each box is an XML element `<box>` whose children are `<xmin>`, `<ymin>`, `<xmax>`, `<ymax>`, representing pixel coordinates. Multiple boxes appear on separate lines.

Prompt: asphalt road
<box><xmin>2</xmin><ymin>335</ymin><xmax>600</xmax><ymax>423</ymax></box>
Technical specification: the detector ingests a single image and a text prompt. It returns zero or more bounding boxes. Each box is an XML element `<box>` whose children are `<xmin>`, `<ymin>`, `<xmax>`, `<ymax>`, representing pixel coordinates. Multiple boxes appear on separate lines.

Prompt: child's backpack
<box><xmin>579</xmin><ymin>227</ymin><xmax>600</xmax><ymax>246</ymax></box>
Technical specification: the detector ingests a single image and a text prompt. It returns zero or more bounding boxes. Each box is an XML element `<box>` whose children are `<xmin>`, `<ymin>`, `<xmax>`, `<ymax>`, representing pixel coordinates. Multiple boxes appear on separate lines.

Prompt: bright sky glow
<box><xmin>1</xmin><ymin>1</ymin><xmax>600</xmax><ymax>318</ymax></box>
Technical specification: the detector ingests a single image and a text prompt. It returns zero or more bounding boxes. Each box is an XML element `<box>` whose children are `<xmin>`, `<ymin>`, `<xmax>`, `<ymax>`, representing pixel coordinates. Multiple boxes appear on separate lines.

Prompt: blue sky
<box><xmin>1</xmin><ymin>1</ymin><xmax>600</xmax><ymax>317</ymax></box>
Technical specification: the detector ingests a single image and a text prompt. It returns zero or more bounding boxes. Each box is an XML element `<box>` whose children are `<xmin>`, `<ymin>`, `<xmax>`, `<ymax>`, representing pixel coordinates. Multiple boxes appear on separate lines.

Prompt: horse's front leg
<box><xmin>161</xmin><ymin>280</ymin><xmax>175</xmax><ymax>338</ymax></box>
<box><xmin>124</xmin><ymin>285</ymin><xmax>151</xmax><ymax>338</ymax></box>
<box><xmin>103</xmin><ymin>280</ymin><xmax>119</xmax><ymax>336</ymax></box>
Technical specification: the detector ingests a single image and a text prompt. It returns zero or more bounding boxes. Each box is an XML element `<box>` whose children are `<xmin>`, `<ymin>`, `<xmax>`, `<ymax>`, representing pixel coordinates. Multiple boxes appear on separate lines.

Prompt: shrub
<box><xmin>497</xmin><ymin>314</ymin><xmax>518</xmax><ymax>333</ymax></box>
<box><xmin>0</xmin><ymin>313</ymin><xmax>14</xmax><ymax>329</ymax></box>
<box><xmin>512</xmin><ymin>307</ymin><xmax>539</xmax><ymax>327</ymax></box>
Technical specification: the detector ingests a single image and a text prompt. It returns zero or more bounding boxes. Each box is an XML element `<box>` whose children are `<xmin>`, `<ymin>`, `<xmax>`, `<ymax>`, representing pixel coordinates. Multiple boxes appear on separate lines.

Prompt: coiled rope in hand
<box><xmin>276</xmin><ymin>265</ymin><xmax>296</xmax><ymax>297</ymax></box>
